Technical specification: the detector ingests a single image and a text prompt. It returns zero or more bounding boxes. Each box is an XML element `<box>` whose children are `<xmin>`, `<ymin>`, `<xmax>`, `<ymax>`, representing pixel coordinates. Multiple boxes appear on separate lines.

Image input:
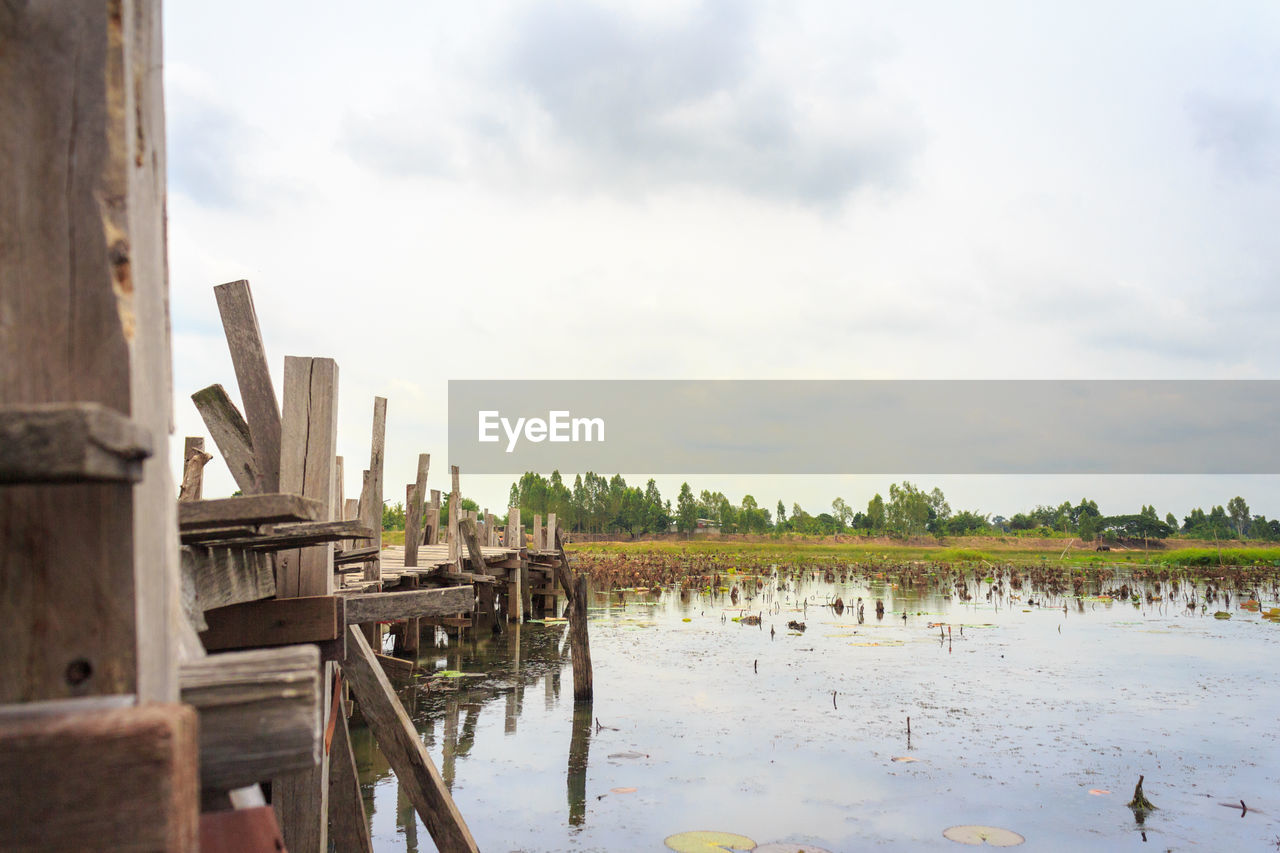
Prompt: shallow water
<box><xmin>353</xmin><ymin>570</ymin><xmax>1280</xmax><ymax>851</ymax></box>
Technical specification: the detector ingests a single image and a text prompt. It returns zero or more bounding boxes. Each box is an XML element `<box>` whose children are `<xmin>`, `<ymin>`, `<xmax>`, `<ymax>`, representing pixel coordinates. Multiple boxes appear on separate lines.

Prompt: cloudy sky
<box><xmin>162</xmin><ymin>1</ymin><xmax>1280</xmax><ymax>521</ymax></box>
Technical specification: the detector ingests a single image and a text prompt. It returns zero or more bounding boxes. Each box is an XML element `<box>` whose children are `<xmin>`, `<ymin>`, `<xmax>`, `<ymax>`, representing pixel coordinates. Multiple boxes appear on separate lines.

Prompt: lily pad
<box><xmin>942</xmin><ymin>825</ymin><xmax>1025</xmax><ymax>846</ymax></box>
<box><xmin>664</xmin><ymin>831</ymin><xmax>756</xmax><ymax>852</ymax></box>
<box><xmin>434</xmin><ymin>670</ymin><xmax>485</xmax><ymax>678</ymax></box>
<box><xmin>1214</xmin><ymin>611</ymin><xmax>1232</xmax><ymax>620</ymax></box>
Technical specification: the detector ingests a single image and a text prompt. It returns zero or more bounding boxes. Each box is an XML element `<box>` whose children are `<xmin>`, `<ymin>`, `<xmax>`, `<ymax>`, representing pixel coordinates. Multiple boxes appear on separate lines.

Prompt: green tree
<box><xmin>867</xmin><ymin>493</ymin><xmax>886</xmax><ymax>533</ymax></box>
<box><xmin>1079</xmin><ymin>513</ymin><xmax>1098</xmax><ymax>542</ymax></box>
<box><xmin>776</xmin><ymin>500</ymin><xmax>786</xmax><ymax>525</ymax></box>
<box><xmin>831</xmin><ymin>497</ymin><xmax>853</xmax><ymax>529</ymax></box>
<box><xmin>1227</xmin><ymin>496</ymin><xmax>1250</xmax><ymax>537</ymax></box>
<box><xmin>382</xmin><ymin>500</ymin><xmax>406</xmax><ymax>530</ymax></box>
<box><xmin>676</xmin><ymin>483</ymin><xmax>698</xmax><ymax>535</ymax></box>
<box><xmin>887</xmin><ymin>482</ymin><xmax>931</xmax><ymax>537</ymax></box>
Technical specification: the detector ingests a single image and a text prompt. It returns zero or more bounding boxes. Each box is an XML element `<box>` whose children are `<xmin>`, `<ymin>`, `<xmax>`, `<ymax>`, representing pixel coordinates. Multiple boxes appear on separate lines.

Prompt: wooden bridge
<box><xmin>0</xmin><ymin>6</ymin><xmax>590</xmax><ymax>850</ymax></box>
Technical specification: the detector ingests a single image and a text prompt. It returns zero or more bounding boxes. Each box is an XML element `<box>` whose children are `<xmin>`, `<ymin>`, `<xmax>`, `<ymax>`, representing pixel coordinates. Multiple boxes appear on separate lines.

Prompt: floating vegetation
<box><xmin>664</xmin><ymin>831</ymin><xmax>756</xmax><ymax>852</ymax></box>
<box><xmin>942</xmin><ymin>825</ymin><xmax>1026</xmax><ymax>846</ymax></box>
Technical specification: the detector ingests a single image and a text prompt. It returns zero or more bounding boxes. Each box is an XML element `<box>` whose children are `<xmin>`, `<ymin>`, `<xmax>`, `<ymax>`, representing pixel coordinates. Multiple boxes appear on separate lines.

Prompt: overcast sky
<box><xmin>162</xmin><ymin>1</ymin><xmax>1280</xmax><ymax>521</ymax></box>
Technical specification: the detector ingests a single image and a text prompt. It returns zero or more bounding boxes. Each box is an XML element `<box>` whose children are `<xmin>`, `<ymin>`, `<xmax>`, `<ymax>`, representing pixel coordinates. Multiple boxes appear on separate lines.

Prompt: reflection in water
<box><xmin>352</xmin><ymin>565</ymin><xmax>1280</xmax><ymax>851</ymax></box>
<box><xmin>567</xmin><ymin>701</ymin><xmax>593</xmax><ymax>826</ymax></box>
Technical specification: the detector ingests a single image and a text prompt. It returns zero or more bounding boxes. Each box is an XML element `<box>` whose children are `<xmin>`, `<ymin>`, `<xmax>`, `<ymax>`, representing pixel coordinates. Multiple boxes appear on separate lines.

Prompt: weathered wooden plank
<box><xmin>326</xmin><ymin>703</ymin><xmax>374</xmax><ymax>853</ymax></box>
<box><xmin>199</xmin><ymin>597</ymin><xmax>342</xmax><ymax>652</ymax></box>
<box><xmin>180</xmin><ymin>646</ymin><xmax>321</xmax><ymax>791</ymax></box>
<box><xmin>0</xmin><ymin>702</ymin><xmax>198</xmax><ymax>851</ymax></box>
<box><xmin>344</xmin><ymin>586</ymin><xmax>475</xmax><ymax>624</ymax></box>
<box><xmin>343</xmin><ymin>626</ymin><xmax>479</xmax><ymax>852</ymax></box>
<box><xmin>335</xmin><ymin>546</ymin><xmax>380</xmax><ymax>566</ymax></box>
<box><xmin>547</xmin><ymin>512</ymin><xmax>557</xmax><ymax>553</ymax></box>
<box><xmin>277</xmin><ymin>357</ymin><xmax>339</xmax><ymax>599</ymax></box>
<box><xmin>505</xmin><ymin>506</ymin><xmax>521</xmax><ymax>548</ymax></box>
<box><xmin>179</xmin><ymin>493</ymin><xmax>325</xmax><ymax>530</ymax></box>
<box><xmin>214</xmin><ymin>280</ymin><xmax>281</xmax><ymax>493</ymax></box>
<box><xmin>209</xmin><ymin>520</ymin><xmax>374</xmax><ymax>551</ymax></box>
<box><xmin>199</xmin><ymin>807</ymin><xmax>287</xmax><ymax>853</ymax></box>
<box><xmin>191</xmin><ymin>384</ymin><xmax>262</xmax><ymax>495</ymax></box>
<box><xmin>179</xmin><ymin>437</ymin><xmax>212</xmax><ymax>501</ymax></box>
<box><xmin>0</xmin><ymin>403</ymin><xmax>152</xmax><ymax>484</ymax></box>
<box><xmin>375</xmin><ymin>654</ymin><xmax>417</xmax><ymax>680</ymax></box>
<box><xmin>358</xmin><ymin>398</ymin><xmax>387</xmax><ymax>583</ymax></box>
<box><xmin>533</xmin><ymin>514</ymin><xmax>543</xmax><ymax>552</ymax></box>
<box><xmin>182</xmin><ymin>545</ymin><xmax>276</xmax><ymax>615</ymax></box>
<box><xmin>404</xmin><ymin>453</ymin><xmax>430</xmax><ymax>565</ymax></box>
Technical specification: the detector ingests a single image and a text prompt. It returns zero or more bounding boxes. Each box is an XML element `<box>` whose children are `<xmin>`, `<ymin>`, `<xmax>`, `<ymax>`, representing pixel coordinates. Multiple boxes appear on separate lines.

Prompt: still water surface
<box><xmin>353</xmin><ymin>569</ymin><xmax>1280</xmax><ymax>851</ymax></box>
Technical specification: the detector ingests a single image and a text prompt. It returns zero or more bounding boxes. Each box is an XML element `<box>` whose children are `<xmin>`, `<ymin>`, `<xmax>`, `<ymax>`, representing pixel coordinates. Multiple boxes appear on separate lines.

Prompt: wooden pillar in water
<box><xmin>448</xmin><ymin>466</ymin><xmax>462</xmax><ymax>568</ymax></box>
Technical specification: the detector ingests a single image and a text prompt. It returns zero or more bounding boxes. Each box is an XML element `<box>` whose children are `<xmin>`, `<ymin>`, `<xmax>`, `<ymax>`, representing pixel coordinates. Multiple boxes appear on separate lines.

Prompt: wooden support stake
<box><xmin>553</xmin><ymin>530</ymin><xmax>593</xmax><ymax>701</ymax></box>
<box><xmin>359</xmin><ymin>398</ymin><xmax>387</xmax><ymax>583</ymax></box>
<box><xmin>342</xmin><ymin>625</ymin><xmax>479</xmax><ymax>852</ymax></box>
<box><xmin>214</xmin><ymin>280</ymin><xmax>282</xmax><ymax>493</ymax></box>
<box><xmin>428</xmin><ymin>489</ymin><xmax>441</xmax><ymax>545</ymax></box>
<box><xmin>404</xmin><ymin>454</ymin><xmax>430</xmax><ymax>565</ymax></box>
<box><xmin>179</xmin><ymin>437</ymin><xmax>212</xmax><ymax>501</ymax></box>
<box><xmin>505</xmin><ymin>506</ymin><xmax>521</xmax><ymax>548</ymax></box>
<box><xmin>447</xmin><ymin>466</ymin><xmax>462</xmax><ymax>567</ymax></box>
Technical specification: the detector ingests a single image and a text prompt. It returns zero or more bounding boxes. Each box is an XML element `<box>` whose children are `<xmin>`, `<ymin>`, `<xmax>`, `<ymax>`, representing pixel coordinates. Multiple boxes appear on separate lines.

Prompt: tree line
<box><xmin>494</xmin><ymin>472</ymin><xmax>1280</xmax><ymax>542</ymax></box>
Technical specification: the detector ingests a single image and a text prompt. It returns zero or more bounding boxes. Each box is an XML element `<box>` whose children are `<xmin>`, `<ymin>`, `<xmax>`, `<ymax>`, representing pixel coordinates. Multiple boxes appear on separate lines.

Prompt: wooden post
<box><xmin>359</xmin><ymin>398</ymin><xmax>387</xmax><ymax>583</ymax></box>
<box><xmin>1</xmin><ymin>0</ymin><xmax>181</xmax><ymax>704</ymax></box>
<box><xmin>533</xmin><ymin>514</ymin><xmax>543</xmax><ymax>553</ymax></box>
<box><xmin>547</xmin><ymin>512</ymin><xmax>557</xmax><ymax>553</ymax></box>
<box><xmin>274</xmin><ymin>356</ymin><xmax>338</xmax><ymax>853</ymax></box>
<box><xmin>342</xmin><ymin>626</ymin><xmax>479</xmax><ymax>852</ymax></box>
<box><xmin>403</xmin><ymin>452</ymin><xmax>430</xmax><ymax>654</ymax></box>
<box><xmin>553</xmin><ymin>530</ymin><xmax>593</xmax><ymax>701</ymax></box>
<box><xmin>427</xmin><ymin>489</ymin><xmax>441</xmax><ymax>545</ymax></box>
<box><xmin>276</xmin><ymin>357</ymin><xmax>338</xmax><ymax>599</ymax></box>
<box><xmin>191</xmin><ymin>384</ymin><xmax>262</xmax><ymax>494</ymax></box>
<box><xmin>505</xmin><ymin>507</ymin><xmax>521</xmax><ymax>548</ymax></box>
<box><xmin>179</xmin><ymin>437</ymin><xmax>212</xmax><ymax>502</ymax></box>
<box><xmin>404</xmin><ymin>454</ymin><xmax>430</xmax><ymax>564</ymax></box>
<box><xmin>214</xmin><ymin>280</ymin><xmax>281</xmax><ymax>493</ymax></box>
<box><xmin>447</xmin><ymin>466</ymin><xmax>462</xmax><ymax>568</ymax></box>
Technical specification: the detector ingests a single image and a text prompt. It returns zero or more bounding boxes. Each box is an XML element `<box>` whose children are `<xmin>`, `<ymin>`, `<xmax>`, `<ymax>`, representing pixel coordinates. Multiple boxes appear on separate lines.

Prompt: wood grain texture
<box><xmin>277</xmin><ymin>357</ymin><xmax>338</xmax><ymax>599</ymax></box>
<box><xmin>404</xmin><ymin>453</ymin><xmax>430</xmax><ymax>566</ymax></box>
<box><xmin>448</xmin><ymin>466</ymin><xmax>462</xmax><ymax>565</ymax></box>
<box><xmin>358</xmin><ymin>398</ymin><xmax>387</xmax><ymax>582</ymax></box>
<box><xmin>180</xmin><ymin>646</ymin><xmax>320</xmax><ymax>790</ymax></box>
<box><xmin>343</xmin><ymin>586</ymin><xmax>474</xmax><ymax>624</ymax></box>
<box><xmin>0</xmin><ymin>403</ymin><xmax>152</xmax><ymax>483</ymax></box>
<box><xmin>343</xmin><ymin>625</ymin><xmax>479</xmax><ymax>852</ymax></box>
<box><xmin>214</xmin><ymin>280</ymin><xmax>281</xmax><ymax>493</ymax></box>
<box><xmin>182</xmin><ymin>545</ymin><xmax>276</xmax><ymax>614</ymax></box>
<box><xmin>199</xmin><ymin>807</ymin><xmax>286</xmax><ymax>853</ymax></box>
<box><xmin>0</xmin><ymin>702</ymin><xmax>198</xmax><ymax>851</ymax></box>
<box><xmin>554</xmin><ymin>530</ymin><xmax>594</xmax><ymax>701</ymax></box>
<box><xmin>179</xmin><ymin>436</ymin><xmax>211</xmax><ymax>501</ymax></box>
<box><xmin>179</xmin><ymin>493</ymin><xmax>324</xmax><ymax>529</ymax></box>
<box><xmin>191</xmin><ymin>384</ymin><xmax>261</xmax><ymax>494</ymax></box>
<box><xmin>1</xmin><ymin>0</ymin><xmax>178</xmax><ymax>702</ymax></box>
<box><xmin>199</xmin><ymin>596</ymin><xmax>342</xmax><ymax>652</ymax></box>
<box><xmin>427</xmin><ymin>489</ymin><xmax>441</xmax><ymax>545</ymax></box>
<box><xmin>209</xmin><ymin>520</ymin><xmax>374</xmax><ymax>551</ymax></box>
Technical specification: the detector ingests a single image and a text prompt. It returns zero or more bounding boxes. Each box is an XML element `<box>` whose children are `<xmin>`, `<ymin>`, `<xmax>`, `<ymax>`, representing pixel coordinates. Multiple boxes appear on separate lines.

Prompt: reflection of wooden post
<box><xmin>567</xmin><ymin>701</ymin><xmax>592</xmax><ymax>825</ymax></box>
